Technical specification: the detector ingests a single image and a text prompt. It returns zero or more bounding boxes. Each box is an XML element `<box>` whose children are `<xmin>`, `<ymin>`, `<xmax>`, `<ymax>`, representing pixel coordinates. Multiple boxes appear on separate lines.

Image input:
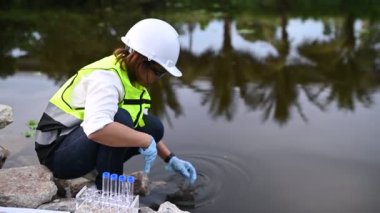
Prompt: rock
<box><xmin>131</xmin><ymin>171</ymin><xmax>151</xmax><ymax>196</ymax></box>
<box><xmin>37</xmin><ymin>198</ymin><xmax>76</xmax><ymax>212</ymax></box>
<box><xmin>54</xmin><ymin>177</ymin><xmax>91</xmax><ymax>198</ymax></box>
<box><xmin>0</xmin><ymin>104</ymin><xmax>13</xmax><ymax>129</ymax></box>
<box><xmin>0</xmin><ymin>165</ymin><xmax>57</xmax><ymax>208</ymax></box>
<box><xmin>157</xmin><ymin>201</ymin><xmax>190</xmax><ymax>213</ymax></box>
<box><xmin>140</xmin><ymin>206</ymin><xmax>157</xmax><ymax>213</ymax></box>
<box><xmin>0</xmin><ymin>145</ymin><xmax>10</xmax><ymax>169</ymax></box>
<box><xmin>0</xmin><ymin>165</ymin><xmax>187</xmax><ymax>213</ymax></box>
<box><xmin>81</xmin><ymin>169</ymin><xmax>97</xmax><ymax>182</ymax></box>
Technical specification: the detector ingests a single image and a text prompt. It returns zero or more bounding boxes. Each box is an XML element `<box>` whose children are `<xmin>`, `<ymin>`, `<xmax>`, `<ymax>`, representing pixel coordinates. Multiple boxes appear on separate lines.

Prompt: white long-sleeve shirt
<box><xmin>70</xmin><ymin>70</ymin><xmax>124</xmax><ymax>136</ymax></box>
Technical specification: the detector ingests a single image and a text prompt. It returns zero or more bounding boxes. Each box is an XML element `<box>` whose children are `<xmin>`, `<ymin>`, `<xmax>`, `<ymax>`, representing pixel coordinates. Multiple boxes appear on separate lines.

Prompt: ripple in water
<box><xmin>144</xmin><ymin>152</ymin><xmax>252</xmax><ymax>212</ymax></box>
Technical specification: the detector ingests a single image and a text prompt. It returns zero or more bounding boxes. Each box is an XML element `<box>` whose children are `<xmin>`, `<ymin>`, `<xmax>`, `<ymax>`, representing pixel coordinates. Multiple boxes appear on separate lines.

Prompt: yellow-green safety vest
<box><xmin>50</xmin><ymin>55</ymin><xmax>151</xmax><ymax>127</ymax></box>
<box><xmin>35</xmin><ymin>55</ymin><xmax>151</xmax><ymax>163</ymax></box>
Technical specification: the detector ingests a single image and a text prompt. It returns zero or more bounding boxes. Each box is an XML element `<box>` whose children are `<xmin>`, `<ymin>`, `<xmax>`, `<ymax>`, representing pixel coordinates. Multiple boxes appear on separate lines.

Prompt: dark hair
<box><xmin>113</xmin><ymin>47</ymin><xmax>148</xmax><ymax>83</ymax></box>
<box><xmin>113</xmin><ymin>47</ymin><xmax>129</xmax><ymax>69</ymax></box>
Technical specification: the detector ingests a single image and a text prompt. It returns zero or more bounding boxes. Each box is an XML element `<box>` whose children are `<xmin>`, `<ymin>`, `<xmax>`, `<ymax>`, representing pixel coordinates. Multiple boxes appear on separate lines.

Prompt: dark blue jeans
<box><xmin>45</xmin><ymin>108</ymin><xmax>164</xmax><ymax>188</ymax></box>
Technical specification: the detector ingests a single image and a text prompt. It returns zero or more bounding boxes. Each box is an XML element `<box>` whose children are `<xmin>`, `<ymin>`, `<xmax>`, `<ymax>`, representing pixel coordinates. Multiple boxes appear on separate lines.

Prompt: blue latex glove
<box><xmin>166</xmin><ymin>156</ymin><xmax>197</xmax><ymax>184</ymax></box>
<box><xmin>139</xmin><ymin>137</ymin><xmax>157</xmax><ymax>174</ymax></box>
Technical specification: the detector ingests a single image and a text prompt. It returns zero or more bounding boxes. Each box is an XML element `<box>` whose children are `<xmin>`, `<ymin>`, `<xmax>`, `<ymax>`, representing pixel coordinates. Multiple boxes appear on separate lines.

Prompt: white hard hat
<box><xmin>121</xmin><ymin>18</ymin><xmax>182</xmax><ymax>77</ymax></box>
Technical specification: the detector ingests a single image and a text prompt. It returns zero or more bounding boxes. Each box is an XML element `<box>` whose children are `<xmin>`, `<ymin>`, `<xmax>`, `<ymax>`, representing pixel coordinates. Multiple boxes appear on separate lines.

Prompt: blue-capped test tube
<box><xmin>102</xmin><ymin>172</ymin><xmax>110</xmax><ymax>196</ymax></box>
<box><xmin>117</xmin><ymin>175</ymin><xmax>126</xmax><ymax>206</ymax></box>
<box><xmin>118</xmin><ymin>175</ymin><xmax>126</xmax><ymax>195</ymax></box>
<box><xmin>126</xmin><ymin>175</ymin><xmax>135</xmax><ymax>204</ymax></box>
<box><xmin>110</xmin><ymin>173</ymin><xmax>118</xmax><ymax>196</ymax></box>
<box><xmin>101</xmin><ymin>171</ymin><xmax>110</xmax><ymax>209</ymax></box>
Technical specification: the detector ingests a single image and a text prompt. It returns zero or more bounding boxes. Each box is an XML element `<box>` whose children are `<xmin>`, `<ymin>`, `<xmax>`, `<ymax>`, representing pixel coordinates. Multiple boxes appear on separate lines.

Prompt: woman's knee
<box><xmin>114</xmin><ymin>108</ymin><xmax>134</xmax><ymax>128</ymax></box>
<box><xmin>140</xmin><ymin>115</ymin><xmax>164</xmax><ymax>142</ymax></box>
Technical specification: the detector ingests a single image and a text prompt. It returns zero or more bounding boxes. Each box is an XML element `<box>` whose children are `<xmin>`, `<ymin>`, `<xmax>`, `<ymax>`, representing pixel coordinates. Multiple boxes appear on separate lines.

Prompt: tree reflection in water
<box><xmin>1</xmin><ymin>1</ymin><xmax>380</xmax><ymax>125</ymax></box>
<box><xmin>180</xmin><ymin>15</ymin><xmax>380</xmax><ymax>124</ymax></box>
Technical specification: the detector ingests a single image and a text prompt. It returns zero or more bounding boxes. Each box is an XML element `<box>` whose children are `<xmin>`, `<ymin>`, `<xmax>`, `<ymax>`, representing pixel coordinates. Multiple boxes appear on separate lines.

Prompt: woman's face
<box><xmin>136</xmin><ymin>61</ymin><xmax>167</xmax><ymax>86</ymax></box>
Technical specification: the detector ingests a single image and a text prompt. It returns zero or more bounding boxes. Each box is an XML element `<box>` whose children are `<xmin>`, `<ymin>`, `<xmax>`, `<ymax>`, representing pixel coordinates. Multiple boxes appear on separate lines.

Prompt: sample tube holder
<box><xmin>75</xmin><ymin>185</ymin><xmax>139</xmax><ymax>213</ymax></box>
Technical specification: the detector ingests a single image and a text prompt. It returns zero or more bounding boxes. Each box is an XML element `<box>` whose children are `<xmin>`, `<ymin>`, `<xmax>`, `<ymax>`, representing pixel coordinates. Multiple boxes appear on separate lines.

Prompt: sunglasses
<box><xmin>149</xmin><ymin>63</ymin><xmax>167</xmax><ymax>78</ymax></box>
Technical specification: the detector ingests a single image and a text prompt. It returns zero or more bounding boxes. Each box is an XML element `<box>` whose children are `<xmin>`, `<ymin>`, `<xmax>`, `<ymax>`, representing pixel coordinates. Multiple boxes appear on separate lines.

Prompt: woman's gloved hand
<box><xmin>139</xmin><ymin>137</ymin><xmax>157</xmax><ymax>174</ymax></box>
<box><xmin>166</xmin><ymin>156</ymin><xmax>197</xmax><ymax>184</ymax></box>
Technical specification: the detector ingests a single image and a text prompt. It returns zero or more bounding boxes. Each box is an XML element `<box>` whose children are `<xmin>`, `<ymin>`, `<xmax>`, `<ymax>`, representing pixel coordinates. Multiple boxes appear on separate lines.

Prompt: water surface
<box><xmin>1</xmin><ymin>1</ymin><xmax>380</xmax><ymax>212</ymax></box>
<box><xmin>2</xmin><ymin>72</ymin><xmax>380</xmax><ymax>213</ymax></box>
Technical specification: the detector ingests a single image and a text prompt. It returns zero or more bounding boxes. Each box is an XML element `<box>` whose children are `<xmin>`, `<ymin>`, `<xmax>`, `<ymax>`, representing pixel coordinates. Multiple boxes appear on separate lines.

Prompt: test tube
<box><xmin>101</xmin><ymin>172</ymin><xmax>110</xmax><ymax>209</ymax></box>
<box><xmin>118</xmin><ymin>175</ymin><xmax>126</xmax><ymax>195</ymax></box>
<box><xmin>127</xmin><ymin>175</ymin><xmax>135</xmax><ymax>204</ymax></box>
<box><xmin>102</xmin><ymin>172</ymin><xmax>110</xmax><ymax>196</ymax></box>
<box><xmin>118</xmin><ymin>175</ymin><xmax>126</xmax><ymax>208</ymax></box>
<box><xmin>110</xmin><ymin>173</ymin><xmax>118</xmax><ymax>196</ymax></box>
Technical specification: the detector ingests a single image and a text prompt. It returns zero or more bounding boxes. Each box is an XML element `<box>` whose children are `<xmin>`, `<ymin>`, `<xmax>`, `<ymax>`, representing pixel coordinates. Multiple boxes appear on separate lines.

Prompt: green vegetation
<box><xmin>23</xmin><ymin>120</ymin><xmax>37</xmax><ymax>138</ymax></box>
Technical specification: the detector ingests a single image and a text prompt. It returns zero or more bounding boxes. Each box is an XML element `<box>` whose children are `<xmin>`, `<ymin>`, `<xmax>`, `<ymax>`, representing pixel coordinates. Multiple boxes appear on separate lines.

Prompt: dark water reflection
<box><xmin>1</xmin><ymin>1</ymin><xmax>380</xmax><ymax>213</ymax></box>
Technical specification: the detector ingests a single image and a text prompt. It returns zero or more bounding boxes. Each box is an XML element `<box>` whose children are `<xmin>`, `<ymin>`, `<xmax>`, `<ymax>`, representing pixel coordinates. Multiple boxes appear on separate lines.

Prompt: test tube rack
<box><xmin>75</xmin><ymin>185</ymin><xmax>139</xmax><ymax>213</ymax></box>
